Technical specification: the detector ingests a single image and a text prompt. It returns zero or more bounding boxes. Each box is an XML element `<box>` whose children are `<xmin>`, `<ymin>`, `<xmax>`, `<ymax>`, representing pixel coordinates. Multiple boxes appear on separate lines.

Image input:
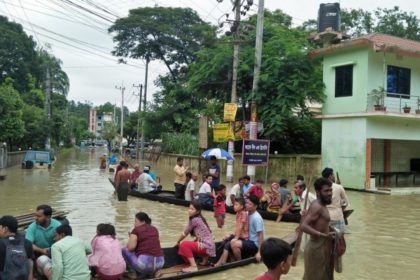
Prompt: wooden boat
<box><xmin>126</xmin><ymin>232</ymin><xmax>297</xmax><ymax>280</ymax></box>
<box><xmin>109</xmin><ymin>178</ymin><xmax>353</xmax><ymax>223</ymax></box>
<box><xmin>16</xmin><ymin>210</ymin><xmax>69</xmax><ymax>229</ymax></box>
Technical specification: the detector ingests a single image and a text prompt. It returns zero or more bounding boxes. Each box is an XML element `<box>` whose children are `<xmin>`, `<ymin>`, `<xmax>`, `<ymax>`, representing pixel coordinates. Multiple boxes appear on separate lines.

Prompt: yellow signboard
<box><xmin>213</xmin><ymin>123</ymin><xmax>234</xmax><ymax>142</ymax></box>
<box><xmin>224</xmin><ymin>103</ymin><xmax>238</xmax><ymax>122</ymax></box>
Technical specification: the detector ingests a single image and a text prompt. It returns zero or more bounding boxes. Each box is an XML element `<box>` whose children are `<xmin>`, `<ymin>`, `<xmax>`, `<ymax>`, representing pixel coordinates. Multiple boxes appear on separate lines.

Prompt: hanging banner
<box><xmin>213</xmin><ymin>123</ymin><xmax>234</xmax><ymax>142</ymax></box>
<box><xmin>234</xmin><ymin>121</ymin><xmax>247</xmax><ymax>140</ymax></box>
<box><xmin>224</xmin><ymin>103</ymin><xmax>238</xmax><ymax>122</ymax></box>
<box><xmin>242</xmin><ymin>139</ymin><xmax>270</xmax><ymax>166</ymax></box>
<box><xmin>199</xmin><ymin>116</ymin><xmax>208</xmax><ymax>149</ymax></box>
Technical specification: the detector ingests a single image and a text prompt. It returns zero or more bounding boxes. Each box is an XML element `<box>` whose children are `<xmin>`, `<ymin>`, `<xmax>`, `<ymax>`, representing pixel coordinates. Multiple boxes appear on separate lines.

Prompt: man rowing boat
<box><xmin>301</xmin><ymin>177</ymin><xmax>335</xmax><ymax>280</ymax></box>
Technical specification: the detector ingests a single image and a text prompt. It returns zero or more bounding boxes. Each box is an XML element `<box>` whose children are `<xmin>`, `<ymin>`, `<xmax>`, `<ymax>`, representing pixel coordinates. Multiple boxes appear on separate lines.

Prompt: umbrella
<box><xmin>201</xmin><ymin>148</ymin><xmax>234</xmax><ymax>161</ymax></box>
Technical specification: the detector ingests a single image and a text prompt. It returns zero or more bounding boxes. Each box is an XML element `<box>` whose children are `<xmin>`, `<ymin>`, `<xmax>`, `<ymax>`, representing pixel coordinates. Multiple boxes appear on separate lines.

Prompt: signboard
<box><xmin>213</xmin><ymin>123</ymin><xmax>234</xmax><ymax>142</ymax></box>
<box><xmin>199</xmin><ymin>116</ymin><xmax>208</xmax><ymax>149</ymax></box>
<box><xmin>224</xmin><ymin>103</ymin><xmax>238</xmax><ymax>122</ymax></box>
<box><xmin>242</xmin><ymin>139</ymin><xmax>270</xmax><ymax>166</ymax></box>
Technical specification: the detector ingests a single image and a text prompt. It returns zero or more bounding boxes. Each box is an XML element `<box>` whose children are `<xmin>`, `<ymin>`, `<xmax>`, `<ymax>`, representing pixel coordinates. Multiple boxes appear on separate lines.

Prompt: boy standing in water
<box><xmin>213</xmin><ymin>184</ymin><xmax>227</xmax><ymax>228</ymax></box>
<box><xmin>255</xmin><ymin>237</ymin><xmax>292</xmax><ymax>280</ymax></box>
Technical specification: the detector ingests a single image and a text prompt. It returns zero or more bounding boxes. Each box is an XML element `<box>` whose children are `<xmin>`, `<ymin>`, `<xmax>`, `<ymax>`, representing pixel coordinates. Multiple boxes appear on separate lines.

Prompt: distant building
<box><xmin>88</xmin><ymin>109</ymin><xmax>97</xmax><ymax>135</ymax></box>
<box><xmin>310</xmin><ymin>33</ymin><xmax>420</xmax><ymax>191</ymax></box>
<box><xmin>96</xmin><ymin>112</ymin><xmax>113</xmax><ymax>137</ymax></box>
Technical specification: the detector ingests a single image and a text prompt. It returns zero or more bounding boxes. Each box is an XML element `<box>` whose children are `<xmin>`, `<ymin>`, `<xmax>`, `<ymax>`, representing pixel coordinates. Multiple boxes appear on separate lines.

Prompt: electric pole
<box><xmin>140</xmin><ymin>58</ymin><xmax>149</xmax><ymax>160</ymax></box>
<box><xmin>45</xmin><ymin>68</ymin><xmax>52</xmax><ymax>150</ymax></box>
<box><xmin>226</xmin><ymin>0</ymin><xmax>242</xmax><ymax>182</ymax></box>
<box><xmin>247</xmin><ymin>0</ymin><xmax>265</xmax><ymax>180</ymax></box>
<box><xmin>133</xmin><ymin>84</ymin><xmax>143</xmax><ymax>160</ymax></box>
<box><xmin>115</xmin><ymin>83</ymin><xmax>125</xmax><ymax>154</ymax></box>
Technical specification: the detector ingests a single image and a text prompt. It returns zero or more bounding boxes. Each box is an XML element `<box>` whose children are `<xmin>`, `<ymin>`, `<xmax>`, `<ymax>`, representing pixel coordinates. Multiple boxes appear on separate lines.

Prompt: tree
<box><xmin>0</xmin><ymin>16</ymin><xmax>39</xmax><ymax>93</ymax></box>
<box><xmin>109</xmin><ymin>7</ymin><xmax>216</xmax><ymax>82</ymax></box>
<box><xmin>101</xmin><ymin>122</ymin><xmax>118</xmax><ymax>149</ymax></box>
<box><xmin>0</xmin><ymin>79</ymin><xmax>25</xmax><ymax>148</ymax></box>
<box><xmin>37</xmin><ymin>49</ymin><xmax>70</xmax><ymax>96</ymax></box>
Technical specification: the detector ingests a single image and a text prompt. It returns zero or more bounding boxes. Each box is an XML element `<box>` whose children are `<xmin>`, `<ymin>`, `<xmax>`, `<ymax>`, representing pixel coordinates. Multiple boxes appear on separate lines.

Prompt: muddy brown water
<box><xmin>0</xmin><ymin>148</ymin><xmax>419</xmax><ymax>279</ymax></box>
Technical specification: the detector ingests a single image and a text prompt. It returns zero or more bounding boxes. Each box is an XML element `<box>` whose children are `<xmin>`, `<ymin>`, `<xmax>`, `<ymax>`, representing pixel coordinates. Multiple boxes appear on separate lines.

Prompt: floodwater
<box><xmin>0</xmin><ymin>148</ymin><xmax>419</xmax><ymax>280</ymax></box>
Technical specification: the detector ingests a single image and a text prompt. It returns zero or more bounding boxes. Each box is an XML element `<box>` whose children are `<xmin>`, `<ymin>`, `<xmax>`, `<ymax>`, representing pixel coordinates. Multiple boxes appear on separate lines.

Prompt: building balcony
<box><xmin>367</xmin><ymin>92</ymin><xmax>420</xmax><ymax>115</ymax></box>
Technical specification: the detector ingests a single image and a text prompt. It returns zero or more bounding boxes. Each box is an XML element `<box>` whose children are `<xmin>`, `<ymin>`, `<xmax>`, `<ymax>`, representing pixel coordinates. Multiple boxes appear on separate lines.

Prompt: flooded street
<box><xmin>1</xmin><ymin>148</ymin><xmax>419</xmax><ymax>279</ymax></box>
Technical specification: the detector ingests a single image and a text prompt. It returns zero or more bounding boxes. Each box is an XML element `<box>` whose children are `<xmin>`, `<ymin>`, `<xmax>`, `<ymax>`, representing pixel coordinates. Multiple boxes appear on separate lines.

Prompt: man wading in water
<box><xmin>115</xmin><ymin>161</ymin><xmax>130</xmax><ymax>201</ymax></box>
<box><xmin>300</xmin><ymin>177</ymin><xmax>335</xmax><ymax>280</ymax></box>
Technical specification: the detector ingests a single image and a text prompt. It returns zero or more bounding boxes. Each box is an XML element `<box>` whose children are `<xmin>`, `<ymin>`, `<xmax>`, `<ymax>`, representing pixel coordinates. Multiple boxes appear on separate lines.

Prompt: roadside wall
<box><xmin>7</xmin><ymin>151</ymin><xmax>25</xmax><ymax>167</ymax></box>
<box><xmin>150</xmin><ymin>152</ymin><xmax>321</xmax><ymax>184</ymax></box>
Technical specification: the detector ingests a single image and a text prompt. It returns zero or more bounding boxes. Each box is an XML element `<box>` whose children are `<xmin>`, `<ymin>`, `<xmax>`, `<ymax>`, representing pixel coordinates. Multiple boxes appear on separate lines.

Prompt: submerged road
<box><xmin>0</xmin><ymin>148</ymin><xmax>419</xmax><ymax>279</ymax></box>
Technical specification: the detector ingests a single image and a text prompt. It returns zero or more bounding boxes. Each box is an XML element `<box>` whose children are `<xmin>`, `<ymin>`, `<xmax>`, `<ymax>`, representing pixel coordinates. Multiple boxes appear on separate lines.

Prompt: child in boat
<box><xmin>88</xmin><ymin>224</ymin><xmax>125</xmax><ymax>280</ymax></box>
<box><xmin>213</xmin><ymin>184</ymin><xmax>226</xmax><ymax>228</ymax></box>
<box><xmin>198</xmin><ymin>174</ymin><xmax>214</xmax><ymax>206</ymax></box>
<box><xmin>214</xmin><ymin>197</ymin><xmax>249</xmax><ymax>267</ymax></box>
<box><xmin>246</xmin><ymin>179</ymin><xmax>265</xmax><ymax>200</ymax></box>
<box><xmin>176</xmin><ymin>200</ymin><xmax>216</xmax><ymax>273</ymax></box>
<box><xmin>255</xmin><ymin>237</ymin><xmax>292</xmax><ymax>280</ymax></box>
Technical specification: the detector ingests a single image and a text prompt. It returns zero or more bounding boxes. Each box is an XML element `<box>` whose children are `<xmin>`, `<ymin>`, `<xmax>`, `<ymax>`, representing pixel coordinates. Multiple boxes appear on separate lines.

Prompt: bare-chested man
<box><xmin>300</xmin><ymin>177</ymin><xmax>335</xmax><ymax>280</ymax></box>
<box><xmin>115</xmin><ymin>161</ymin><xmax>130</xmax><ymax>201</ymax></box>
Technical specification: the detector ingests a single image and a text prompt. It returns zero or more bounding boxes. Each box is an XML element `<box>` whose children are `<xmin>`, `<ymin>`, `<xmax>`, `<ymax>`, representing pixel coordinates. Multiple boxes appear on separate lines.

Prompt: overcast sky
<box><xmin>1</xmin><ymin>0</ymin><xmax>420</xmax><ymax>111</ymax></box>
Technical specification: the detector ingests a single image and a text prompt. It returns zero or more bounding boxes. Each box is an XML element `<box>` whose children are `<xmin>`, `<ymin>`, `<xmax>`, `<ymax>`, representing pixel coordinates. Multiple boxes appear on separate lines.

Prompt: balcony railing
<box><xmin>367</xmin><ymin>92</ymin><xmax>420</xmax><ymax>114</ymax></box>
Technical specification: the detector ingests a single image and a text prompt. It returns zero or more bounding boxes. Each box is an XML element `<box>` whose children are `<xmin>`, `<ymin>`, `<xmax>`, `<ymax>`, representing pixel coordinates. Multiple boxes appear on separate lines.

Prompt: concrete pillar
<box><xmin>383</xmin><ymin>139</ymin><xmax>392</xmax><ymax>186</ymax></box>
<box><xmin>365</xmin><ymin>138</ymin><xmax>372</xmax><ymax>190</ymax></box>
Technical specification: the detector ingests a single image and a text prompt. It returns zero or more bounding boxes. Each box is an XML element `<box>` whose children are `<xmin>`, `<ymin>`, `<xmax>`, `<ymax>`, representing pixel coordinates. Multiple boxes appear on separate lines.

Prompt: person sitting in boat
<box><xmin>246</xmin><ymin>179</ymin><xmax>265</xmax><ymax>200</ymax></box>
<box><xmin>25</xmin><ymin>205</ymin><xmax>62</xmax><ymax>278</ymax></box>
<box><xmin>198</xmin><ymin>174</ymin><xmax>214</xmax><ymax>206</ymax></box>
<box><xmin>137</xmin><ymin>166</ymin><xmax>162</xmax><ymax>193</ymax></box>
<box><xmin>88</xmin><ymin>224</ymin><xmax>125</xmax><ymax>280</ymax></box>
<box><xmin>122</xmin><ymin>212</ymin><xmax>164</xmax><ymax>279</ymax></box>
<box><xmin>255</xmin><ymin>238</ymin><xmax>292</xmax><ymax>280</ymax></box>
<box><xmin>99</xmin><ymin>153</ymin><xmax>107</xmax><ymax>170</ymax></box>
<box><xmin>185</xmin><ymin>172</ymin><xmax>198</xmax><ymax>202</ymax></box>
<box><xmin>261</xmin><ymin>183</ymin><xmax>282</xmax><ymax>213</ymax></box>
<box><xmin>130</xmin><ymin>164</ymin><xmax>142</xmax><ymax>191</ymax></box>
<box><xmin>109</xmin><ymin>153</ymin><xmax>118</xmax><ymax>165</ymax></box>
<box><xmin>279</xmin><ymin>179</ymin><xmax>292</xmax><ymax>207</ymax></box>
<box><xmin>214</xmin><ymin>197</ymin><xmax>249</xmax><ymax>267</ymax></box>
<box><xmin>230</xmin><ymin>195</ymin><xmax>265</xmax><ymax>262</ymax></box>
<box><xmin>242</xmin><ymin>175</ymin><xmax>253</xmax><ymax>196</ymax></box>
<box><xmin>0</xmin><ymin>215</ymin><xmax>33</xmax><ymax>280</ymax></box>
<box><xmin>176</xmin><ymin>200</ymin><xmax>216</xmax><ymax>273</ymax></box>
<box><xmin>145</xmin><ymin>165</ymin><xmax>157</xmax><ymax>181</ymax></box>
<box><xmin>226</xmin><ymin>177</ymin><xmax>245</xmax><ymax>207</ymax></box>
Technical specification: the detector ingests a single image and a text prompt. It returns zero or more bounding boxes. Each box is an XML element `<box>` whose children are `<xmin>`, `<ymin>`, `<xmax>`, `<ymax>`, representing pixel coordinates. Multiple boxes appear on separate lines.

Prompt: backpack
<box><xmin>0</xmin><ymin>236</ymin><xmax>29</xmax><ymax>280</ymax></box>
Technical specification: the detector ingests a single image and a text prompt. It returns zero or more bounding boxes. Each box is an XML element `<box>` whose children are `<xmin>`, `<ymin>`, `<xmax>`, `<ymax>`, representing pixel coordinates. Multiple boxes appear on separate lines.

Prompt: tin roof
<box><xmin>309</xmin><ymin>33</ymin><xmax>420</xmax><ymax>59</ymax></box>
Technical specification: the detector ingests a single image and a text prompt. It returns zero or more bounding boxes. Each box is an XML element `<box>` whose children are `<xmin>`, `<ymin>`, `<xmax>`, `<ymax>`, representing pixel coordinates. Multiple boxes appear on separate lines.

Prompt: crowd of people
<box><xmin>0</xmin><ymin>155</ymin><xmax>349</xmax><ymax>280</ymax></box>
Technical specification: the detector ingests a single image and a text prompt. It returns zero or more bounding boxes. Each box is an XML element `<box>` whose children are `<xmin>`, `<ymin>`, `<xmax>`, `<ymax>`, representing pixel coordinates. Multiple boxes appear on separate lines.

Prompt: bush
<box><xmin>161</xmin><ymin>133</ymin><xmax>200</xmax><ymax>156</ymax></box>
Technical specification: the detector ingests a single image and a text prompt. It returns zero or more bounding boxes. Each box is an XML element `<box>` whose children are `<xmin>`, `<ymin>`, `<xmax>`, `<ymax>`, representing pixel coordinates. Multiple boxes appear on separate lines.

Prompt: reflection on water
<box><xmin>1</xmin><ymin>148</ymin><xmax>419</xmax><ymax>280</ymax></box>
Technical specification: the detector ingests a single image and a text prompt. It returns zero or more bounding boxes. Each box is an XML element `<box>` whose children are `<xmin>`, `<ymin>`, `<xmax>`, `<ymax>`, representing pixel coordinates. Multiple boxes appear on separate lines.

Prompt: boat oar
<box><xmin>276</xmin><ymin>198</ymin><xmax>290</xmax><ymax>222</ymax></box>
<box><xmin>291</xmin><ymin>175</ymin><xmax>312</xmax><ymax>266</ymax></box>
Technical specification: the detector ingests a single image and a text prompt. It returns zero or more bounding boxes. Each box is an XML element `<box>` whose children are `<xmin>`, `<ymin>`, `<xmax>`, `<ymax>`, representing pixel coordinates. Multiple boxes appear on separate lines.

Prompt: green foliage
<box><xmin>0</xmin><ymin>81</ymin><xmax>25</xmax><ymax>147</ymax></box>
<box><xmin>340</xmin><ymin>7</ymin><xmax>420</xmax><ymax>40</ymax></box>
<box><xmin>101</xmin><ymin>122</ymin><xmax>118</xmax><ymax>147</ymax></box>
<box><xmin>161</xmin><ymin>133</ymin><xmax>200</xmax><ymax>156</ymax></box>
<box><xmin>109</xmin><ymin>6</ymin><xmax>217</xmax><ymax>81</ymax></box>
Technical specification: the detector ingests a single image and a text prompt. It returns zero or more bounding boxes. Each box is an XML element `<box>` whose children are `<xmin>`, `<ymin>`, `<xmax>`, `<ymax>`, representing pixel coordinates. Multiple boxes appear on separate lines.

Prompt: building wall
<box><xmin>145</xmin><ymin>152</ymin><xmax>321</xmax><ymax>185</ymax></box>
<box><xmin>367</xmin><ymin>117</ymin><xmax>420</xmax><ymax>141</ymax></box>
<box><xmin>322</xmin><ymin>47</ymin><xmax>369</xmax><ymax>114</ymax></box>
<box><xmin>372</xmin><ymin>139</ymin><xmax>420</xmax><ymax>172</ymax></box>
<box><xmin>322</xmin><ymin>117</ymin><xmax>367</xmax><ymax>189</ymax></box>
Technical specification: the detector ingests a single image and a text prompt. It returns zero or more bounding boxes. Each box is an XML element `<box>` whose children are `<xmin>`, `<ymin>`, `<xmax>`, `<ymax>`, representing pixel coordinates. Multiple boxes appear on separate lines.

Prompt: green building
<box><xmin>310</xmin><ymin>33</ymin><xmax>420</xmax><ymax>191</ymax></box>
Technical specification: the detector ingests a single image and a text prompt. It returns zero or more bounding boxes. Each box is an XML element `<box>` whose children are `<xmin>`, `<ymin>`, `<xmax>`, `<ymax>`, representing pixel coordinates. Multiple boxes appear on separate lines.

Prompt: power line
<box><xmin>17</xmin><ymin>0</ymin><xmax>41</xmax><ymax>44</ymax></box>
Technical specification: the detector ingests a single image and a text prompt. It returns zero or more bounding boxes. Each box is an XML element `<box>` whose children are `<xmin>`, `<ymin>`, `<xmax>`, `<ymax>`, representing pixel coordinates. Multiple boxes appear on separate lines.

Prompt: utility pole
<box><xmin>45</xmin><ymin>68</ymin><xmax>52</xmax><ymax>150</ymax></box>
<box><xmin>140</xmin><ymin>58</ymin><xmax>149</xmax><ymax>160</ymax></box>
<box><xmin>247</xmin><ymin>0</ymin><xmax>264</xmax><ymax>180</ymax></box>
<box><xmin>115</xmin><ymin>83</ymin><xmax>125</xmax><ymax>154</ymax></box>
<box><xmin>226</xmin><ymin>0</ymin><xmax>242</xmax><ymax>182</ymax></box>
<box><xmin>133</xmin><ymin>84</ymin><xmax>143</xmax><ymax>160</ymax></box>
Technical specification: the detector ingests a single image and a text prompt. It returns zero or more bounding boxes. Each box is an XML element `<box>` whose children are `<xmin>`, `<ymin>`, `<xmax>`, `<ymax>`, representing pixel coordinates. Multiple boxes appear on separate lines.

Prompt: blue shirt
<box><xmin>242</xmin><ymin>183</ymin><xmax>253</xmax><ymax>196</ymax></box>
<box><xmin>25</xmin><ymin>219</ymin><xmax>62</xmax><ymax>249</ymax></box>
<box><xmin>248</xmin><ymin>211</ymin><xmax>265</xmax><ymax>247</ymax></box>
<box><xmin>280</xmin><ymin>187</ymin><xmax>291</xmax><ymax>206</ymax></box>
<box><xmin>207</xmin><ymin>164</ymin><xmax>220</xmax><ymax>189</ymax></box>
